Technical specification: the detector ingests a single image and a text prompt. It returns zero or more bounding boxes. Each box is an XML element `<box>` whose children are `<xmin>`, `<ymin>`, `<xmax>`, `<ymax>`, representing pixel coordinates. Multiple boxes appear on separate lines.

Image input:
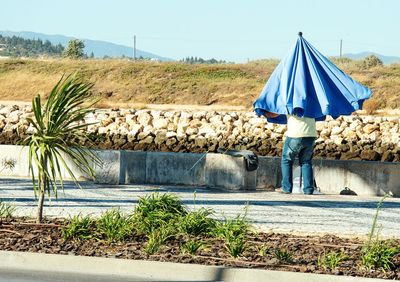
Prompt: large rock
<box><xmin>360</xmin><ymin>150</ymin><xmax>380</xmax><ymax>161</ymax></box>
<box><xmin>137</xmin><ymin>111</ymin><xmax>152</xmax><ymax>126</ymax></box>
<box><xmin>363</xmin><ymin>124</ymin><xmax>379</xmax><ymax>134</ymax></box>
<box><xmin>153</xmin><ymin>118</ymin><xmax>168</xmax><ymax>129</ymax></box>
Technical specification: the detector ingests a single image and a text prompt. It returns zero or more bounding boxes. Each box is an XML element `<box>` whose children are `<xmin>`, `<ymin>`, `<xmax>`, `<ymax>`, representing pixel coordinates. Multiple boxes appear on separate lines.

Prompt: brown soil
<box><xmin>0</xmin><ymin>217</ymin><xmax>399</xmax><ymax>280</ymax></box>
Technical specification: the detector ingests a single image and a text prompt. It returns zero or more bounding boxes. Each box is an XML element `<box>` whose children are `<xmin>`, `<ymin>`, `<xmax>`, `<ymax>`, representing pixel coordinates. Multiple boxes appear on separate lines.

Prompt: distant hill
<box><xmin>0</xmin><ymin>30</ymin><xmax>172</xmax><ymax>61</ymax></box>
<box><xmin>343</xmin><ymin>51</ymin><xmax>400</xmax><ymax>65</ymax></box>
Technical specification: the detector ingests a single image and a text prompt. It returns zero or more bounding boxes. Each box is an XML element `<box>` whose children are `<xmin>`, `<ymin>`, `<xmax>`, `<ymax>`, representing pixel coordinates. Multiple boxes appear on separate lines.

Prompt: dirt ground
<box><xmin>0</xmin><ymin>218</ymin><xmax>399</xmax><ymax>280</ymax></box>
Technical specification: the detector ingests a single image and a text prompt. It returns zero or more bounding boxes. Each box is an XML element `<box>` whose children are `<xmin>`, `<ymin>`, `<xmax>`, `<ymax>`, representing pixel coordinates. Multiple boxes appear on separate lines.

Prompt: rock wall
<box><xmin>1</xmin><ymin>104</ymin><xmax>399</xmax><ymax>162</ymax></box>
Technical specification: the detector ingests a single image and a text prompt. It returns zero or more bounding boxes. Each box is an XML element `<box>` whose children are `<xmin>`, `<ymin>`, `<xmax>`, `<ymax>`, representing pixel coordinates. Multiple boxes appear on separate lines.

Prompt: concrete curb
<box><xmin>0</xmin><ymin>251</ymin><xmax>388</xmax><ymax>282</ymax></box>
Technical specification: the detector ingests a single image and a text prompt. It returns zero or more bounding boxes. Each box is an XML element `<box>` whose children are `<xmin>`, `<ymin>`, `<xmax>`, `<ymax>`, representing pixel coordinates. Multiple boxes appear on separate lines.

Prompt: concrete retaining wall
<box><xmin>1</xmin><ymin>145</ymin><xmax>399</xmax><ymax>196</ymax></box>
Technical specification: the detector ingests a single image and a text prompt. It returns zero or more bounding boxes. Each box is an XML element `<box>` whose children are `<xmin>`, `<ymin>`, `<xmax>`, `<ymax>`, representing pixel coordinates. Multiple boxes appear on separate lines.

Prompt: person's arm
<box><xmin>263</xmin><ymin>111</ymin><xmax>279</xmax><ymax>118</ymax></box>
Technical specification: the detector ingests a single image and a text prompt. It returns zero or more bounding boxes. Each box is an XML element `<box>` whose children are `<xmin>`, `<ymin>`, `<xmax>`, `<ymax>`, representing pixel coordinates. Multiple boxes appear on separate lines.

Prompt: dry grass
<box><xmin>0</xmin><ymin>58</ymin><xmax>399</xmax><ymax>110</ymax></box>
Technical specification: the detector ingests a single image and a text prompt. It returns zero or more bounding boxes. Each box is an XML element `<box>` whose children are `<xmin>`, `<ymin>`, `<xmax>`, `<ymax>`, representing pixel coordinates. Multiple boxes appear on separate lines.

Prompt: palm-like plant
<box><xmin>20</xmin><ymin>74</ymin><xmax>101</xmax><ymax>223</ymax></box>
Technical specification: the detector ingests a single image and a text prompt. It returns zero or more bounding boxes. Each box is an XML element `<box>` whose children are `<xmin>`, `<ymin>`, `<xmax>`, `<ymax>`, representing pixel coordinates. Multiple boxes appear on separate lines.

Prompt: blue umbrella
<box><xmin>253</xmin><ymin>32</ymin><xmax>372</xmax><ymax>124</ymax></box>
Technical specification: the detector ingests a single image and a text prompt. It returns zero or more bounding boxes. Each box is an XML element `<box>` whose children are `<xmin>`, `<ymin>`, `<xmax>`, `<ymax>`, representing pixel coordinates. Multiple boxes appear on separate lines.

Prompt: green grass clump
<box><xmin>318</xmin><ymin>251</ymin><xmax>348</xmax><ymax>270</ymax></box>
<box><xmin>211</xmin><ymin>214</ymin><xmax>250</xmax><ymax>258</ymax></box>
<box><xmin>143</xmin><ymin>224</ymin><xmax>175</xmax><ymax>255</ymax></box>
<box><xmin>224</xmin><ymin>235</ymin><xmax>247</xmax><ymax>258</ymax></box>
<box><xmin>361</xmin><ymin>240</ymin><xmax>399</xmax><ymax>270</ymax></box>
<box><xmin>0</xmin><ymin>200</ymin><xmax>15</xmax><ymax>218</ymax></box>
<box><xmin>273</xmin><ymin>248</ymin><xmax>293</xmax><ymax>264</ymax></box>
<box><xmin>257</xmin><ymin>244</ymin><xmax>270</xmax><ymax>257</ymax></box>
<box><xmin>97</xmin><ymin>209</ymin><xmax>134</xmax><ymax>242</ymax></box>
<box><xmin>181</xmin><ymin>239</ymin><xmax>205</xmax><ymax>255</ymax></box>
<box><xmin>62</xmin><ymin>215</ymin><xmax>95</xmax><ymax>240</ymax></box>
<box><xmin>360</xmin><ymin>194</ymin><xmax>399</xmax><ymax>270</ymax></box>
<box><xmin>133</xmin><ymin>193</ymin><xmax>187</xmax><ymax>235</ymax></box>
<box><xmin>177</xmin><ymin>208</ymin><xmax>216</xmax><ymax>236</ymax></box>
<box><xmin>211</xmin><ymin>215</ymin><xmax>250</xmax><ymax>239</ymax></box>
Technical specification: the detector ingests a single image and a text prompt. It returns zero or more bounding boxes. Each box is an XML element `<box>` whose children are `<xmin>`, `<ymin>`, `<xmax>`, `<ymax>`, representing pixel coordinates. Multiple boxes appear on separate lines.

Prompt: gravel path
<box><xmin>1</xmin><ymin>177</ymin><xmax>399</xmax><ymax>238</ymax></box>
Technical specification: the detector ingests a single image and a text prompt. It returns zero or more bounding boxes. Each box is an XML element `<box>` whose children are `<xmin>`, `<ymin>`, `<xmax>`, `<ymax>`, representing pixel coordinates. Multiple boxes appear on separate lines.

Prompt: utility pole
<box><xmin>133</xmin><ymin>35</ymin><xmax>136</xmax><ymax>60</ymax></box>
<box><xmin>340</xmin><ymin>39</ymin><xmax>343</xmax><ymax>58</ymax></box>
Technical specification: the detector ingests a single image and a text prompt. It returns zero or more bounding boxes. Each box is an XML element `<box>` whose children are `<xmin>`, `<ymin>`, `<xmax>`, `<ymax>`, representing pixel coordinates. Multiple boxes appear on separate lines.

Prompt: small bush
<box><xmin>211</xmin><ymin>215</ymin><xmax>250</xmax><ymax>239</ymax></box>
<box><xmin>62</xmin><ymin>215</ymin><xmax>95</xmax><ymax>240</ymax></box>
<box><xmin>178</xmin><ymin>208</ymin><xmax>216</xmax><ymax>236</ymax></box>
<box><xmin>274</xmin><ymin>249</ymin><xmax>293</xmax><ymax>264</ymax></box>
<box><xmin>361</xmin><ymin>240</ymin><xmax>399</xmax><ymax>270</ymax></box>
<box><xmin>257</xmin><ymin>244</ymin><xmax>270</xmax><ymax>257</ymax></box>
<box><xmin>134</xmin><ymin>193</ymin><xmax>187</xmax><ymax>234</ymax></box>
<box><xmin>181</xmin><ymin>239</ymin><xmax>205</xmax><ymax>255</ymax></box>
<box><xmin>211</xmin><ymin>213</ymin><xmax>250</xmax><ymax>258</ymax></box>
<box><xmin>361</xmin><ymin>55</ymin><xmax>383</xmax><ymax>69</ymax></box>
<box><xmin>97</xmin><ymin>209</ymin><xmax>134</xmax><ymax>242</ymax></box>
<box><xmin>318</xmin><ymin>251</ymin><xmax>348</xmax><ymax>270</ymax></box>
<box><xmin>225</xmin><ymin>235</ymin><xmax>247</xmax><ymax>258</ymax></box>
<box><xmin>143</xmin><ymin>224</ymin><xmax>174</xmax><ymax>255</ymax></box>
<box><xmin>360</xmin><ymin>194</ymin><xmax>398</xmax><ymax>270</ymax></box>
<box><xmin>363</xmin><ymin>99</ymin><xmax>380</xmax><ymax>115</ymax></box>
<box><xmin>135</xmin><ymin>193</ymin><xmax>187</xmax><ymax>216</ymax></box>
<box><xmin>0</xmin><ymin>201</ymin><xmax>15</xmax><ymax>218</ymax></box>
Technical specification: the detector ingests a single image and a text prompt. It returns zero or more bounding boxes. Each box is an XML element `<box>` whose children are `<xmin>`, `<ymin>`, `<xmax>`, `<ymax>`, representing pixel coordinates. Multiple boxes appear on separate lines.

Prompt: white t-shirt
<box><xmin>285</xmin><ymin>115</ymin><xmax>317</xmax><ymax>138</ymax></box>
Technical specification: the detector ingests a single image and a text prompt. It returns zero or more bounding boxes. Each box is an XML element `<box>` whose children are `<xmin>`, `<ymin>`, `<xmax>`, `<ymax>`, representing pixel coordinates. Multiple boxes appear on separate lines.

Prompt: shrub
<box><xmin>363</xmin><ymin>99</ymin><xmax>380</xmax><ymax>115</ymax></box>
<box><xmin>143</xmin><ymin>224</ymin><xmax>174</xmax><ymax>255</ymax></box>
<box><xmin>361</xmin><ymin>240</ymin><xmax>399</xmax><ymax>270</ymax></box>
<box><xmin>211</xmin><ymin>213</ymin><xmax>250</xmax><ymax>258</ymax></box>
<box><xmin>133</xmin><ymin>193</ymin><xmax>187</xmax><ymax>234</ymax></box>
<box><xmin>273</xmin><ymin>248</ymin><xmax>293</xmax><ymax>264</ymax></box>
<box><xmin>257</xmin><ymin>244</ymin><xmax>270</xmax><ymax>257</ymax></box>
<box><xmin>97</xmin><ymin>209</ymin><xmax>134</xmax><ymax>242</ymax></box>
<box><xmin>177</xmin><ymin>208</ymin><xmax>216</xmax><ymax>236</ymax></box>
<box><xmin>360</xmin><ymin>194</ymin><xmax>399</xmax><ymax>270</ymax></box>
<box><xmin>361</xmin><ymin>55</ymin><xmax>383</xmax><ymax>69</ymax></box>
<box><xmin>181</xmin><ymin>239</ymin><xmax>205</xmax><ymax>255</ymax></box>
<box><xmin>0</xmin><ymin>201</ymin><xmax>15</xmax><ymax>218</ymax></box>
<box><xmin>225</xmin><ymin>235</ymin><xmax>247</xmax><ymax>258</ymax></box>
<box><xmin>62</xmin><ymin>215</ymin><xmax>95</xmax><ymax>240</ymax></box>
<box><xmin>211</xmin><ymin>214</ymin><xmax>250</xmax><ymax>239</ymax></box>
<box><xmin>318</xmin><ymin>251</ymin><xmax>348</xmax><ymax>270</ymax></box>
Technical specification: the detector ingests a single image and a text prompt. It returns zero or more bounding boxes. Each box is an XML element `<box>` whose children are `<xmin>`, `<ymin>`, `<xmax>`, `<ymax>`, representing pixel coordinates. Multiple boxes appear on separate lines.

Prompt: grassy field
<box><xmin>0</xmin><ymin>58</ymin><xmax>399</xmax><ymax>111</ymax></box>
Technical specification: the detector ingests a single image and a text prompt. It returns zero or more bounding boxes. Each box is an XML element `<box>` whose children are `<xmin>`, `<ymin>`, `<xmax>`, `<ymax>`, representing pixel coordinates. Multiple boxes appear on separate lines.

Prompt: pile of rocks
<box><xmin>1</xmin><ymin>104</ymin><xmax>399</xmax><ymax>162</ymax></box>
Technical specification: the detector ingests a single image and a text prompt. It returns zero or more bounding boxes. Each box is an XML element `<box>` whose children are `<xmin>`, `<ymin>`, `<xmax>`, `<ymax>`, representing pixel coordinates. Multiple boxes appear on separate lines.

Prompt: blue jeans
<box><xmin>281</xmin><ymin>137</ymin><xmax>316</xmax><ymax>194</ymax></box>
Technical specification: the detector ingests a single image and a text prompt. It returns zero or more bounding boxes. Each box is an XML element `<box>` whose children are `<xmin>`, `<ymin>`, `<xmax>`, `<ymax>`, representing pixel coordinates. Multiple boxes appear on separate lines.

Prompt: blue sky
<box><xmin>1</xmin><ymin>0</ymin><xmax>398</xmax><ymax>62</ymax></box>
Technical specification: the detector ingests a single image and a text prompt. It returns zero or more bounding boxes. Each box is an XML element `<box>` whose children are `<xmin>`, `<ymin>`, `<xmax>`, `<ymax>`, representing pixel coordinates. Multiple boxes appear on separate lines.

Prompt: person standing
<box><xmin>276</xmin><ymin>114</ymin><xmax>317</xmax><ymax>195</ymax></box>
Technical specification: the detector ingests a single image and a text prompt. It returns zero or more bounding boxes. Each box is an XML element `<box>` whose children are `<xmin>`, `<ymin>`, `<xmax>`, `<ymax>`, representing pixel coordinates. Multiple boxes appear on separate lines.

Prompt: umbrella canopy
<box><xmin>253</xmin><ymin>32</ymin><xmax>372</xmax><ymax>124</ymax></box>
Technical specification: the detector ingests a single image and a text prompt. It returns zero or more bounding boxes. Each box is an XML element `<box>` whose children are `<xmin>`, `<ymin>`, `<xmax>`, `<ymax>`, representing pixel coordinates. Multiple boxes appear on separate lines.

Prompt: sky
<box><xmin>1</xmin><ymin>0</ymin><xmax>399</xmax><ymax>62</ymax></box>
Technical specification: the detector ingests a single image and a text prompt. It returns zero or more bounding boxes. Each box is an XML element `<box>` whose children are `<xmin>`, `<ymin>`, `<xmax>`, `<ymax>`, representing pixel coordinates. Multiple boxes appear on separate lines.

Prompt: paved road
<box><xmin>1</xmin><ymin>177</ymin><xmax>400</xmax><ymax>238</ymax></box>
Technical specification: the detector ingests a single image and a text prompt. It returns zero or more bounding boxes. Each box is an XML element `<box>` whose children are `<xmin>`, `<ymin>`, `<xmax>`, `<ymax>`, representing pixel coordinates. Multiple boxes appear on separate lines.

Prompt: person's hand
<box><xmin>263</xmin><ymin>111</ymin><xmax>279</xmax><ymax>118</ymax></box>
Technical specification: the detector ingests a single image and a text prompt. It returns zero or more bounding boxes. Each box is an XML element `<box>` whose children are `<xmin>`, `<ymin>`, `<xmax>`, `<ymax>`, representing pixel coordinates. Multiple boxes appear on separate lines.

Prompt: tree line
<box><xmin>0</xmin><ymin>35</ymin><xmax>64</xmax><ymax>57</ymax></box>
<box><xmin>180</xmin><ymin>56</ymin><xmax>227</xmax><ymax>64</ymax></box>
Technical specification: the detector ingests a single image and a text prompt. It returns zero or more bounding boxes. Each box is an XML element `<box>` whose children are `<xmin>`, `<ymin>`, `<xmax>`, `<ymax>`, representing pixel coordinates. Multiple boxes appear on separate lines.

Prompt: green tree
<box><xmin>20</xmin><ymin>74</ymin><xmax>101</xmax><ymax>223</ymax></box>
<box><xmin>64</xmin><ymin>39</ymin><xmax>85</xmax><ymax>59</ymax></box>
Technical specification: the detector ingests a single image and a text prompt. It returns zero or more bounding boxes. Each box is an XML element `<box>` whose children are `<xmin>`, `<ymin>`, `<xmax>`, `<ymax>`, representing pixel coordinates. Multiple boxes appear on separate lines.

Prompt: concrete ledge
<box><xmin>313</xmin><ymin>159</ymin><xmax>400</xmax><ymax>196</ymax></box>
<box><xmin>1</xmin><ymin>144</ymin><xmax>399</xmax><ymax>196</ymax></box>
<box><xmin>205</xmin><ymin>153</ymin><xmax>256</xmax><ymax>191</ymax></box>
<box><xmin>0</xmin><ymin>251</ymin><xmax>388</xmax><ymax>282</ymax></box>
<box><xmin>145</xmin><ymin>151</ymin><xmax>206</xmax><ymax>186</ymax></box>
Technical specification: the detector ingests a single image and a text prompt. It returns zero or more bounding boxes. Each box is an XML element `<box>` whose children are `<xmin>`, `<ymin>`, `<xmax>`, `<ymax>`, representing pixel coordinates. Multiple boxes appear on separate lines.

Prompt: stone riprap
<box><xmin>0</xmin><ymin>104</ymin><xmax>399</xmax><ymax>162</ymax></box>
